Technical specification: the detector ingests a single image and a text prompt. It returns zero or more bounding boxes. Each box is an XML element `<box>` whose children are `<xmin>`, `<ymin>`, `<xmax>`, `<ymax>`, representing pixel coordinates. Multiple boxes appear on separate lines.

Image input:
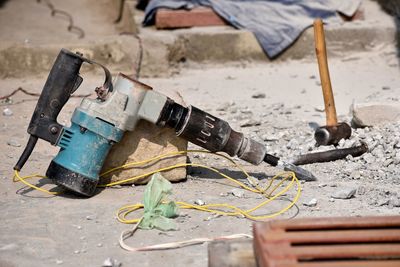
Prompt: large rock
<box><xmin>100</xmin><ymin>90</ymin><xmax>188</xmax><ymax>185</ymax></box>
<box><xmin>352</xmin><ymin>103</ymin><xmax>400</xmax><ymax>128</ymax></box>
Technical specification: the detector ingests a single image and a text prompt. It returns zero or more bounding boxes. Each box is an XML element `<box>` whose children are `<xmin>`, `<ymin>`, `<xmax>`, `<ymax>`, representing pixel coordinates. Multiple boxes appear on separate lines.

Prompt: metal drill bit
<box><xmin>264</xmin><ymin>154</ymin><xmax>317</xmax><ymax>181</ymax></box>
<box><xmin>277</xmin><ymin>160</ymin><xmax>317</xmax><ymax>181</ymax></box>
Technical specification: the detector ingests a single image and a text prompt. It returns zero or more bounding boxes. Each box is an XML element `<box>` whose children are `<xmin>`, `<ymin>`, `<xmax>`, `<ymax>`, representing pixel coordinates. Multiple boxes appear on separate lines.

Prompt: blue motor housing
<box><xmin>46</xmin><ymin>109</ymin><xmax>124</xmax><ymax>196</ymax></box>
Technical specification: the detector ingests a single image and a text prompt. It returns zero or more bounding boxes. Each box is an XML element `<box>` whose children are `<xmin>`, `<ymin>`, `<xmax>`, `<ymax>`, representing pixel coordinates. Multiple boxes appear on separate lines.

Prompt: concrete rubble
<box><xmin>331</xmin><ymin>188</ymin><xmax>357</xmax><ymax>199</ymax></box>
<box><xmin>351</xmin><ymin>103</ymin><xmax>400</xmax><ymax>127</ymax></box>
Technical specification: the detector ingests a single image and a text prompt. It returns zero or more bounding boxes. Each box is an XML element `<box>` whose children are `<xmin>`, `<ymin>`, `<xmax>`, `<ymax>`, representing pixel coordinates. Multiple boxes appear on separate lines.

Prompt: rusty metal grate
<box><xmin>253</xmin><ymin>216</ymin><xmax>400</xmax><ymax>267</ymax></box>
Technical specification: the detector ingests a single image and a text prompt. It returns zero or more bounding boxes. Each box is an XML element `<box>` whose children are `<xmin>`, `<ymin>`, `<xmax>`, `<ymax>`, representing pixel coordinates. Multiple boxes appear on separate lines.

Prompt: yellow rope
<box><xmin>13</xmin><ymin>150</ymin><xmax>301</xmax><ymax>222</ymax></box>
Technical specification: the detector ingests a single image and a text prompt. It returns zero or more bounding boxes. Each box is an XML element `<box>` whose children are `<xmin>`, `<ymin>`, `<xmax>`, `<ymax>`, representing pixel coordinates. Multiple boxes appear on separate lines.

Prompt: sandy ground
<box><xmin>1</xmin><ymin>0</ymin><xmax>400</xmax><ymax>266</ymax></box>
<box><xmin>1</xmin><ymin>47</ymin><xmax>400</xmax><ymax>266</ymax></box>
<box><xmin>0</xmin><ymin>0</ymin><xmax>119</xmax><ymax>44</ymax></box>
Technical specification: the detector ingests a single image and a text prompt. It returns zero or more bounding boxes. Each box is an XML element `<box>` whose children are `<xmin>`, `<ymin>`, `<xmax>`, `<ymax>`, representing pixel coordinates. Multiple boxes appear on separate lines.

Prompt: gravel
<box><xmin>253</xmin><ymin>120</ymin><xmax>400</xmax><ymax>186</ymax></box>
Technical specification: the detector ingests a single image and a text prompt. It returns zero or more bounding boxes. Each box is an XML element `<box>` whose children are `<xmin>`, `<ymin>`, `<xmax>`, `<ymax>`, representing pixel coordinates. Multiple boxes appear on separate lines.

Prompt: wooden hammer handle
<box><xmin>314</xmin><ymin>19</ymin><xmax>337</xmax><ymax>127</ymax></box>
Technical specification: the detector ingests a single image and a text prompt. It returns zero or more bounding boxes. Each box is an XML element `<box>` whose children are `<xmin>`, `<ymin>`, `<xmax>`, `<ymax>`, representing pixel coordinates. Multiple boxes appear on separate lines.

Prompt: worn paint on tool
<box><xmin>54</xmin><ymin>110</ymin><xmax>124</xmax><ymax>181</ymax></box>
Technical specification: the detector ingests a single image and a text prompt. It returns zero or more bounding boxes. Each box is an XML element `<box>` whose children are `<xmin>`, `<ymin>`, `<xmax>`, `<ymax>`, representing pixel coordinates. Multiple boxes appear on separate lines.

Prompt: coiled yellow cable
<box><xmin>13</xmin><ymin>150</ymin><xmax>301</xmax><ymax>222</ymax></box>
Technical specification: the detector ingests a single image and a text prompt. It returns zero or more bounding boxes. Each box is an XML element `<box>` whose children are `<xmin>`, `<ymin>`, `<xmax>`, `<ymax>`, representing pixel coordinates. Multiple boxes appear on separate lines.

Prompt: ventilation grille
<box><xmin>58</xmin><ymin>129</ymin><xmax>74</xmax><ymax>149</ymax></box>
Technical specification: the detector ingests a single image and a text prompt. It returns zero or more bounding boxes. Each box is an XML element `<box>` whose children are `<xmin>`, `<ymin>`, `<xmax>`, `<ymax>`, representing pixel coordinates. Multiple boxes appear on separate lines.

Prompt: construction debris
<box><xmin>302</xmin><ymin>198</ymin><xmax>318</xmax><ymax>207</ymax></box>
<box><xmin>230</xmin><ymin>188</ymin><xmax>245</xmax><ymax>198</ymax></box>
<box><xmin>331</xmin><ymin>188</ymin><xmax>356</xmax><ymax>199</ymax></box>
<box><xmin>194</xmin><ymin>199</ymin><xmax>206</xmax><ymax>206</ymax></box>
<box><xmin>102</xmin><ymin>258</ymin><xmax>122</xmax><ymax>267</ymax></box>
<box><xmin>2</xmin><ymin>107</ymin><xmax>13</xmax><ymax>116</ymax></box>
<box><xmin>351</xmin><ymin>103</ymin><xmax>400</xmax><ymax>127</ymax></box>
<box><xmin>7</xmin><ymin>139</ymin><xmax>21</xmax><ymax>147</ymax></box>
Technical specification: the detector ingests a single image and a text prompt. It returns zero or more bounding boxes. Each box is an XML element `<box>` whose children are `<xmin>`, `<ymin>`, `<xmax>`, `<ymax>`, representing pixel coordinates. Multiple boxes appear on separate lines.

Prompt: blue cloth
<box><xmin>144</xmin><ymin>0</ymin><xmax>361</xmax><ymax>58</ymax></box>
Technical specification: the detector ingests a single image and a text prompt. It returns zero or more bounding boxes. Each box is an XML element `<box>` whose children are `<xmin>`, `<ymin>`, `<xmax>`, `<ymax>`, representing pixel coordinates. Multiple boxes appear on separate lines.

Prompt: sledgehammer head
<box><xmin>314</xmin><ymin>122</ymin><xmax>351</xmax><ymax>146</ymax></box>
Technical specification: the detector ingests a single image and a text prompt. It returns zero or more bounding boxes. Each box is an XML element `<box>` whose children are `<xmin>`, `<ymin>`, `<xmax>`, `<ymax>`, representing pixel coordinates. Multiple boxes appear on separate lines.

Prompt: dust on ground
<box><xmin>1</xmin><ymin>47</ymin><xmax>400</xmax><ymax>266</ymax></box>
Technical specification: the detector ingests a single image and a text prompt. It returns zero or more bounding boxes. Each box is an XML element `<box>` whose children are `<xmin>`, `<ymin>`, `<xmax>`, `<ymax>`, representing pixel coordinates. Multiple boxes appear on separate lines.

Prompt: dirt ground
<box><xmin>1</xmin><ymin>0</ymin><xmax>400</xmax><ymax>266</ymax></box>
<box><xmin>1</xmin><ymin>48</ymin><xmax>400</xmax><ymax>266</ymax></box>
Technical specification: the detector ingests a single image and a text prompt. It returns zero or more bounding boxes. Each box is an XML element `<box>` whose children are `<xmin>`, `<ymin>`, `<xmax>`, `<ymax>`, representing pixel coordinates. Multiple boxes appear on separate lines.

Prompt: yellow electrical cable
<box><xmin>13</xmin><ymin>150</ymin><xmax>301</xmax><ymax>222</ymax></box>
<box><xmin>13</xmin><ymin>171</ymin><xmax>59</xmax><ymax>195</ymax></box>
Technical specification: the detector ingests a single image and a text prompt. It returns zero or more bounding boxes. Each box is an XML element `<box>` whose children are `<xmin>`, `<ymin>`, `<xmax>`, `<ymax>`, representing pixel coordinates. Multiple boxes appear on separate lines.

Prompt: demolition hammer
<box><xmin>14</xmin><ymin>49</ymin><xmax>315</xmax><ymax>197</ymax></box>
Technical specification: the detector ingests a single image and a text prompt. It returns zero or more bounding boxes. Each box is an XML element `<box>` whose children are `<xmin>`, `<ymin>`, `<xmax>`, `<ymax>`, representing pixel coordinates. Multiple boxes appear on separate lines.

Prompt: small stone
<box><xmin>97</xmin><ymin>243</ymin><xmax>103</xmax><ymax>247</ymax></box>
<box><xmin>303</xmin><ymin>198</ymin><xmax>318</xmax><ymax>207</ymax></box>
<box><xmin>309</xmin><ymin>75</ymin><xmax>316</xmax><ymax>79</ymax></box>
<box><xmin>230</xmin><ymin>188</ymin><xmax>245</xmax><ymax>198</ymax></box>
<box><xmin>216</xmin><ymin>102</ymin><xmax>232</xmax><ymax>111</ymax></box>
<box><xmin>194</xmin><ymin>199</ymin><xmax>205</xmax><ymax>206</ymax></box>
<box><xmin>2</xmin><ymin>108</ymin><xmax>13</xmax><ymax>116</ymax></box>
<box><xmin>74</xmin><ymin>250</ymin><xmax>80</xmax><ymax>254</ymax></box>
<box><xmin>329</xmin><ymin>198</ymin><xmax>335</xmax><ymax>202</ymax></box>
<box><xmin>363</xmin><ymin>153</ymin><xmax>375</xmax><ymax>164</ymax></box>
<box><xmin>56</xmin><ymin>260</ymin><xmax>63</xmax><ymax>265</ymax></box>
<box><xmin>383</xmin><ymin>159</ymin><xmax>393</xmax><ymax>167</ymax></box>
<box><xmin>240</xmin><ymin>108</ymin><xmax>253</xmax><ymax>114</ymax></box>
<box><xmin>350</xmin><ymin>171</ymin><xmax>361</xmax><ymax>179</ymax></box>
<box><xmin>261</xmin><ymin>134</ymin><xmax>279</xmax><ymax>141</ymax></box>
<box><xmin>318</xmin><ymin>183</ymin><xmax>327</xmax><ymax>188</ymax></box>
<box><xmin>357</xmin><ymin>185</ymin><xmax>367</xmax><ymax>195</ymax></box>
<box><xmin>102</xmin><ymin>257</ymin><xmax>121</xmax><ymax>267</ymax></box>
<box><xmin>394</xmin><ymin>141</ymin><xmax>400</xmax><ymax>149</ymax></box>
<box><xmin>85</xmin><ymin>215</ymin><xmax>97</xmax><ymax>221</ymax></box>
<box><xmin>204</xmin><ymin>214</ymin><xmax>222</xmax><ymax>221</ymax></box>
<box><xmin>377</xmin><ymin>199</ymin><xmax>389</xmax><ymax>206</ymax></box>
<box><xmin>382</xmin><ymin>86</ymin><xmax>391</xmax><ymax>90</ymax></box>
<box><xmin>247</xmin><ymin>176</ymin><xmax>259</xmax><ymax>187</ymax></box>
<box><xmin>251</xmin><ymin>92</ymin><xmax>266</xmax><ymax>99</ymax></box>
<box><xmin>7</xmin><ymin>139</ymin><xmax>21</xmax><ymax>147</ymax></box>
<box><xmin>331</xmin><ymin>188</ymin><xmax>356</xmax><ymax>199</ymax></box>
<box><xmin>389</xmin><ymin>197</ymin><xmax>400</xmax><ymax>207</ymax></box>
<box><xmin>338</xmin><ymin>138</ymin><xmax>346</xmax><ymax>148</ymax></box>
<box><xmin>240</xmin><ymin>119</ymin><xmax>261</xmax><ymax>127</ymax></box>
<box><xmin>314</xmin><ymin>106</ymin><xmax>325</xmax><ymax>112</ymax></box>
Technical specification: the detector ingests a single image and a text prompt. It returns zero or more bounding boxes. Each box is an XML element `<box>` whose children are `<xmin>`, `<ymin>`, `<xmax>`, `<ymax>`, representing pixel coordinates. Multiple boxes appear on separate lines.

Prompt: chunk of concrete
<box><xmin>100</xmin><ymin>89</ymin><xmax>188</xmax><ymax>185</ymax></box>
<box><xmin>331</xmin><ymin>188</ymin><xmax>356</xmax><ymax>199</ymax></box>
<box><xmin>351</xmin><ymin>103</ymin><xmax>400</xmax><ymax>128</ymax></box>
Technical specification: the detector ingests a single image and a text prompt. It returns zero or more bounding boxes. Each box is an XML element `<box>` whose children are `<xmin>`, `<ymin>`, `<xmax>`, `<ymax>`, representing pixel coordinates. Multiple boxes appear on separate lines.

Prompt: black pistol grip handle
<box><xmin>28</xmin><ymin>49</ymin><xmax>86</xmax><ymax>144</ymax></box>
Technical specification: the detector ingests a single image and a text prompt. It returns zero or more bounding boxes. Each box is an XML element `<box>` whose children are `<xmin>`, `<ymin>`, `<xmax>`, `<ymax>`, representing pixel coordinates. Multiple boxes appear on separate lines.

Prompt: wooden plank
<box><xmin>155</xmin><ymin>7</ymin><xmax>227</xmax><ymax>29</ymax></box>
<box><xmin>208</xmin><ymin>239</ymin><xmax>256</xmax><ymax>267</ymax></box>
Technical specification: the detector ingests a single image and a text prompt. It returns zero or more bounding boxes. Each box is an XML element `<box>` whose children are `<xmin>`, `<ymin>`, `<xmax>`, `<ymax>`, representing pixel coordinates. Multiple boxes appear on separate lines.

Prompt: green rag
<box><xmin>138</xmin><ymin>173</ymin><xmax>179</xmax><ymax>231</ymax></box>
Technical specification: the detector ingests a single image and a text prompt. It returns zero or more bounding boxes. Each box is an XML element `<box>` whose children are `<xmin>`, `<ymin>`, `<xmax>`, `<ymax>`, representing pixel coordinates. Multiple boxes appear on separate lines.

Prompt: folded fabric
<box><xmin>144</xmin><ymin>0</ymin><xmax>361</xmax><ymax>58</ymax></box>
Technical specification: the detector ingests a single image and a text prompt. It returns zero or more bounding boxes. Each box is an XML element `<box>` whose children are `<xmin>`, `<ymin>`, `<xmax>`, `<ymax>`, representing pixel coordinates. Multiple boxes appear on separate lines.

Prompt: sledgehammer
<box><xmin>313</xmin><ymin>19</ymin><xmax>351</xmax><ymax>146</ymax></box>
